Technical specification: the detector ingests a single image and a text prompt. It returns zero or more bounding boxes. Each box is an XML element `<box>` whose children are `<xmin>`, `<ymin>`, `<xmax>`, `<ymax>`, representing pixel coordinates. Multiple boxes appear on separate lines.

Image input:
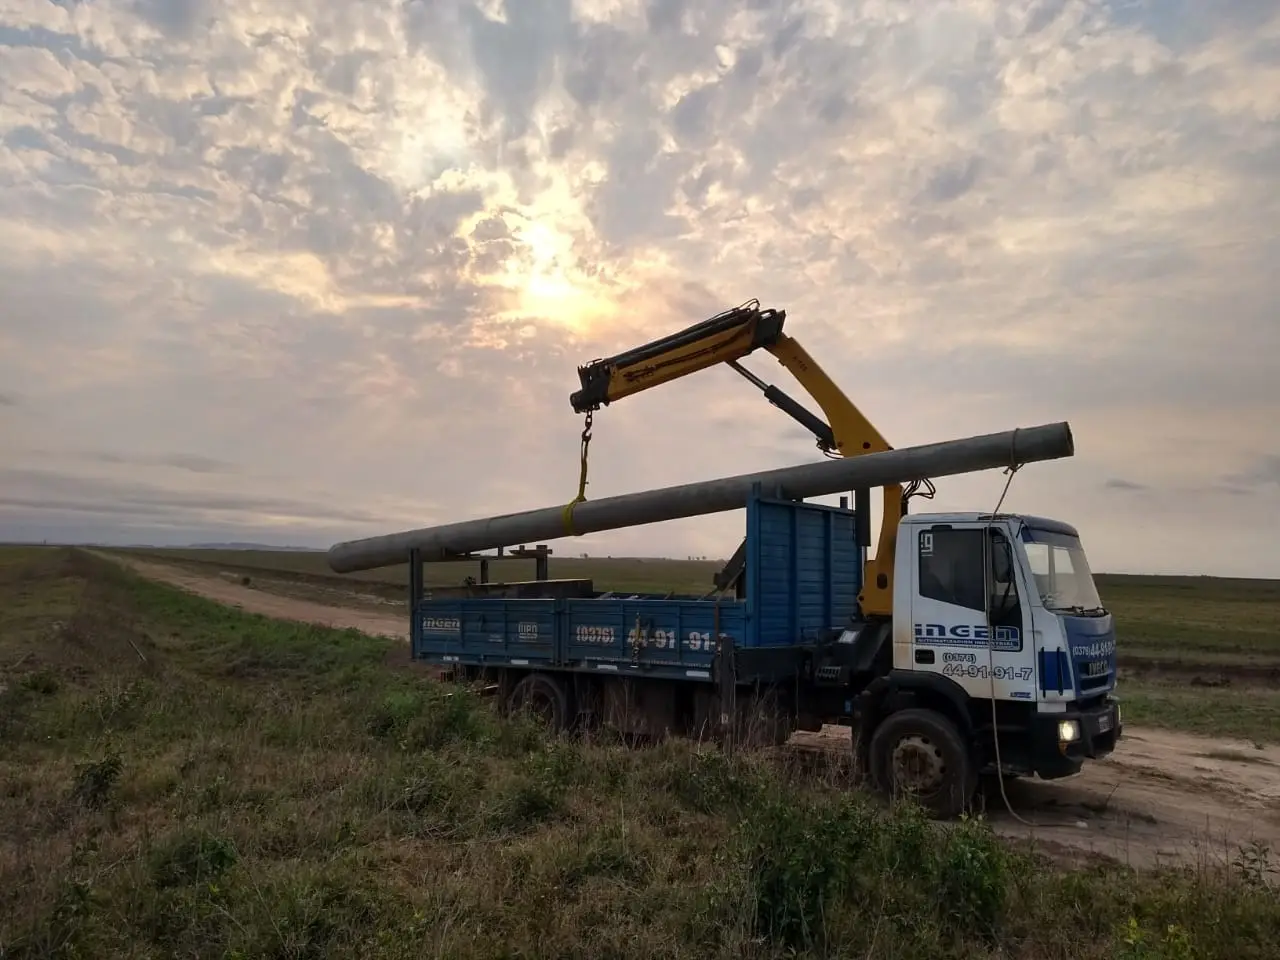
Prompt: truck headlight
<box><xmin>1058</xmin><ymin>720</ymin><xmax>1081</xmax><ymax>742</ymax></box>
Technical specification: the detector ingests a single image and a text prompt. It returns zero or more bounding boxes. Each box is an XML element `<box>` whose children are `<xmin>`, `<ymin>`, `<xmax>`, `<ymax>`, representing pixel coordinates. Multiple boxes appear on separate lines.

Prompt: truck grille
<box><xmin>1078</xmin><ymin>659</ymin><xmax>1112</xmax><ymax>690</ymax></box>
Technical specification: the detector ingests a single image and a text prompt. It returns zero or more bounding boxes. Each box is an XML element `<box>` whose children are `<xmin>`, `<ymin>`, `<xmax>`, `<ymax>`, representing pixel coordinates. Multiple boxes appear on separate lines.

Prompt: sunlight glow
<box><xmin>494</xmin><ymin>212</ymin><xmax>616</xmax><ymax>334</ymax></box>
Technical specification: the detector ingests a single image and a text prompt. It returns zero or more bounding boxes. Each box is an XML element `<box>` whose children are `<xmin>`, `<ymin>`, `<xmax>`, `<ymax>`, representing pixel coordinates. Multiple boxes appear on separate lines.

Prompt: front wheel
<box><xmin>868</xmin><ymin>708</ymin><xmax>977</xmax><ymax>819</ymax></box>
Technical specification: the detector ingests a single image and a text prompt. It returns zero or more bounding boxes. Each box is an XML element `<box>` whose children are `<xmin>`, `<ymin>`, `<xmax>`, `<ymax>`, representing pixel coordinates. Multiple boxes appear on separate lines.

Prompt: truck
<box><xmin>405</xmin><ymin>301</ymin><xmax>1122</xmax><ymax>818</ymax></box>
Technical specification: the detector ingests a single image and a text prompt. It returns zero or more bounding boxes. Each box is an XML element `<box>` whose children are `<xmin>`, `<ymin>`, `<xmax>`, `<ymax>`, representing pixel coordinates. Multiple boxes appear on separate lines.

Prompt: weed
<box><xmin>523</xmin><ymin>737</ymin><xmax>591</xmax><ymax>789</ymax></box>
<box><xmin>555</xmin><ymin>821</ymin><xmax>652</xmax><ymax>891</ymax></box>
<box><xmin>70</xmin><ymin>752</ymin><xmax>122</xmax><ymax>809</ymax></box>
<box><xmin>37</xmin><ymin>878</ymin><xmax>95</xmax><ymax>959</ymax></box>
<box><xmin>658</xmin><ymin>744</ymin><xmax>764</xmax><ymax>815</ymax></box>
<box><xmin>737</xmin><ymin>791</ymin><xmax>875</xmax><ymax>950</ymax></box>
<box><xmin>150</xmin><ymin>829</ymin><xmax>239</xmax><ymax>888</ymax></box>
<box><xmin>1232</xmin><ymin>840</ymin><xmax>1277</xmax><ymax>889</ymax></box>
<box><xmin>19</xmin><ymin>669</ymin><xmax>60</xmax><ymax>695</ymax></box>
<box><xmin>1115</xmin><ymin>916</ymin><xmax>1196</xmax><ymax>960</ymax></box>
<box><xmin>366</xmin><ymin>684</ymin><xmax>496</xmax><ymax>751</ymax></box>
<box><xmin>486</xmin><ymin>773</ymin><xmax>566</xmax><ymax>834</ymax></box>
<box><xmin>936</xmin><ymin>813</ymin><xmax>1011</xmax><ymax>939</ymax></box>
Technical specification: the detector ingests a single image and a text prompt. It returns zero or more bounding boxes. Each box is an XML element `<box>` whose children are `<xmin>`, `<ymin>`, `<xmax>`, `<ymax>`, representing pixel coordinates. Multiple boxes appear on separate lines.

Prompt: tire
<box><xmin>868</xmin><ymin>707</ymin><xmax>977</xmax><ymax>820</ymax></box>
<box><xmin>506</xmin><ymin>673</ymin><xmax>572</xmax><ymax>733</ymax></box>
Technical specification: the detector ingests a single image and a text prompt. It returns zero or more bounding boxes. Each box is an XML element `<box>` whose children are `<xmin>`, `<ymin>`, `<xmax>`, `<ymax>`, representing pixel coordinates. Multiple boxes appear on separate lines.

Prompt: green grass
<box><xmin>1097</xmin><ymin>574</ymin><xmax>1280</xmax><ymax>663</ymax></box>
<box><xmin>1116</xmin><ymin>677</ymin><xmax>1280</xmax><ymax>743</ymax></box>
<box><xmin>1096</xmin><ymin>575</ymin><xmax>1280</xmax><ymax>743</ymax></box>
<box><xmin>2</xmin><ymin>546</ymin><xmax>1279</xmax><ymax>958</ymax></box>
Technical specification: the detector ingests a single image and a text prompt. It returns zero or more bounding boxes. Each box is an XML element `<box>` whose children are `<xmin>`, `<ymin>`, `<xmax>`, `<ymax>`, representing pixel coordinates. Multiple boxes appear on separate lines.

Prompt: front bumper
<box><xmin>1030</xmin><ymin>697</ymin><xmax>1122</xmax><ymax>779</ymax></box>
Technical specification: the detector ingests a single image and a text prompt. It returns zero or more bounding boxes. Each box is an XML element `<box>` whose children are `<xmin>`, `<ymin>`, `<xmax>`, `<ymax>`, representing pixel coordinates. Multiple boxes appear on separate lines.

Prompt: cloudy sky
<box><xmin>2</xmin><ymin>0</ymin><xmax>1278</xmax><ymax>578</ymax></box>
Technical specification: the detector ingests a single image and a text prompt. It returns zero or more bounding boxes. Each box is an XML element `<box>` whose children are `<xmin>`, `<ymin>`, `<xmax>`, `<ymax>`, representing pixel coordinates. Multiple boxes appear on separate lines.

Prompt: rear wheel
<box><xmin>868</xmin><ymin>707</ymin><xmax>977</xmax><ymax>819</ymax></box>
<box><xmin>506</xmin><ymin>673</ymin><xmax>572</xmax><ymax>734</ymax></box>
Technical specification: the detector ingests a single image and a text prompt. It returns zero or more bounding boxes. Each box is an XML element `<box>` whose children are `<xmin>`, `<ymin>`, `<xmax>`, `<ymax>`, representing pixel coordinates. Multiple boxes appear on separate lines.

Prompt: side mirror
<box><xmin>988</xmin><ymin>536</ymin><xmax>1018</xmax><ymax>616</ymax></box>
<box><xmin>991</xmin><ymin>539</ymin><xmax>1014</xmax><ymax>584</ymax></box>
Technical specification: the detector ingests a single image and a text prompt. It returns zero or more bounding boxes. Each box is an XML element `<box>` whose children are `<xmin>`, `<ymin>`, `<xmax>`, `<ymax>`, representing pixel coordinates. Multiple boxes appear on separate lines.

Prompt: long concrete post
<box><xmin>327</xmin><ymin>421</ymin><xmax>1073</xmax><ymax>573</ymax></box>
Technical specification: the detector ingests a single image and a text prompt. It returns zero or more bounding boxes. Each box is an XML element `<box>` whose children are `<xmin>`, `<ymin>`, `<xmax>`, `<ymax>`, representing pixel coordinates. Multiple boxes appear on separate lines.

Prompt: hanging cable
<box><xmin>982</xmin><ymin>428</ymin><xmax>1035</xmax><ymax>827</ymax></box>
<box><xmin>902</xmin><ymin>476</ymin><xmax>937</xmax><ymax>506</ymax></box>
<box><xmin>561</xmin><ymin>409</ymin><xmax>594</xmax><ymax>536</ymax></box>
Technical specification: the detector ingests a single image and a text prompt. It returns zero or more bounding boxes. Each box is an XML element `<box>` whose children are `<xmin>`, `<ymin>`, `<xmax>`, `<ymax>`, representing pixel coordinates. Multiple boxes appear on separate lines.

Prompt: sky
<box><xmin>1</xmin><ymin>0</ymin><xmax>1278</xmax><ymax>578</ymax></box>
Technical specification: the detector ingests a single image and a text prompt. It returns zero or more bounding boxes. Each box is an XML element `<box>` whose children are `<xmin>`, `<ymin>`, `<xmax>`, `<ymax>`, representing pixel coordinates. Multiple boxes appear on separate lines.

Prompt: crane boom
<box><xmin>569</xmin><ymin>299</ymin><xmax>906</xmax><ymax>619</ymax></box>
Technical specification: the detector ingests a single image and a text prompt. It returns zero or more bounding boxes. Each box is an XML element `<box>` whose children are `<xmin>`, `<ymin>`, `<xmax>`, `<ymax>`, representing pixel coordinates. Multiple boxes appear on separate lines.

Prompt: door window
<box><xmin>918</xmin><ymin>527</ymin><xmax>1021</xmax><ymax>623</ymax></box>
<box><xmin>918</xmin><ymin>528</ymin><xmax>986</xmax><ymax>611</ymax></box>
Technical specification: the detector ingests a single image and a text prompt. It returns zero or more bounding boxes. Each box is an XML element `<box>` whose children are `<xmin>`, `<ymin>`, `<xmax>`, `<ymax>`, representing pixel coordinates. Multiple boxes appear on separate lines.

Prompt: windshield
<box><xmin>1020</xmin><ymin>529</ymin><xmax>1105</xmax><ymax>614</ymax></box>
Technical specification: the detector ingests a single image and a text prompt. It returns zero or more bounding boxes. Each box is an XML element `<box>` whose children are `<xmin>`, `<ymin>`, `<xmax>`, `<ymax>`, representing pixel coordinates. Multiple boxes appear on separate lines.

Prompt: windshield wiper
<box><xmin>1052</xmin><ymin>604</ymin><xmax>1108</xmax><ymax>617</ymax></box>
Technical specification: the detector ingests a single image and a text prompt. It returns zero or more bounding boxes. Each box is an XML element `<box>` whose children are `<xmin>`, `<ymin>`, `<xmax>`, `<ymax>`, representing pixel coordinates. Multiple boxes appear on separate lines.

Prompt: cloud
<box><xmin>1</xmin><ymin>0</ymin><xmax>1278</xmax><ymax>578</ymax></box>
<box><xmin>1223</xmin><ymin>455</ymin><xmax>1280</xmax><ymax>489</ymax></box>
<box><xmin>0</xmin><ymin>467</ymin><xmax>387</xmax><ymax>526</ymax></box>
<box><xmin>86</xmin><ymin>451</ymin><xmax>238</xmax><ymax>474</ymax></box>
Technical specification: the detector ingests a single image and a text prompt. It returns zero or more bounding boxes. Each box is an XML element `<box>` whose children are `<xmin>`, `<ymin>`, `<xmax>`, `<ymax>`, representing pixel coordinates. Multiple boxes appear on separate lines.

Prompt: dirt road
<box><xmin>104</xmin><ymin>553</ymin><xmax>408</xmax><ymax>640</ymax></box>
<box><xmin>794</xmin><ymin>726</ymin><xmax>1280</xmax><ymax>868</ymax></box>
<box><xmin>105</xmin><ymin>551</ymin><xmax>1280</xmax><ymax>869</ymax></box>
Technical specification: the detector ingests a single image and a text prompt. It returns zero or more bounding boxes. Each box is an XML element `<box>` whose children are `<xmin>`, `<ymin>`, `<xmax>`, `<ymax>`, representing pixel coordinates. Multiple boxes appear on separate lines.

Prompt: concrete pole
<box><xmin>327</xmin><ymin>421</ymin><xmax>1073</xmax><ymax>573</ymax></box>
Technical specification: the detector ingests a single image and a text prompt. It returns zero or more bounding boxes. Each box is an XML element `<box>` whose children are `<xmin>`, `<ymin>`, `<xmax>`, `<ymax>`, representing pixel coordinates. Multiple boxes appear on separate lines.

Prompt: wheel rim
<box><xmin>514</xmin><ymin>687</ymin><xmax>557</xmax><ymax>727</ymax></box>
<box><xmin>890</xmin><ymin>733</ymin><xmax>947</xmax><ymax>797</ymax></box>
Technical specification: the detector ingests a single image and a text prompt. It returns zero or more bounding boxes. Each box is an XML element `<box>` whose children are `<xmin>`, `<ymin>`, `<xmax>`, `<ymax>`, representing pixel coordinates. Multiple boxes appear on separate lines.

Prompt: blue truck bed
<box><xmin>412</xmin><ymin>493</ymin><xmax>864</xmax><ymax>683</ymax></box>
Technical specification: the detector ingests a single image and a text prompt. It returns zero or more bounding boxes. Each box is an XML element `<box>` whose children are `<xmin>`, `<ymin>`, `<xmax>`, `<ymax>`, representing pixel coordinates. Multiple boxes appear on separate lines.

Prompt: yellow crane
<box><xmin>569</xmin><ymin>299</ymin><xmax>935</xmax><ymax>619</ymax></box>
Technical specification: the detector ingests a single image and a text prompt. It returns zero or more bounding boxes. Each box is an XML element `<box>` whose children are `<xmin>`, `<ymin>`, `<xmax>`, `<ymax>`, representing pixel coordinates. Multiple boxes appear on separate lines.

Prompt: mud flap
<box><xmin>714</xmin><ymin>631</ymin><xmax>737</xmax><ymax>752</ymax></box>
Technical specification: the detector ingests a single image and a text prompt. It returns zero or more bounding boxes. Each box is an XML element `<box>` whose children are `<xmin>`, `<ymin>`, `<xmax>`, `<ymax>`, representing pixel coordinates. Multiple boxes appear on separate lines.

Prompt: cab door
<box><xmin>908</xmin><ymin>523</ymin><xmax>1037</xmax><ymax>702</ymax></box>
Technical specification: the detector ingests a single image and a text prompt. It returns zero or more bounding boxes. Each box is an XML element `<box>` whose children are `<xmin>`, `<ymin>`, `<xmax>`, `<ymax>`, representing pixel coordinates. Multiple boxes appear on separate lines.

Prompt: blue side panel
<box><xmin>410</xmin><ymin>493</ymin><xmax>863</xmax><ymax>672</ymax></box>
<box><xmin>414</xmin><ymin>600</ymin><xmax>559</xmax><ymax>665</ymax></box>
<box><xmin>1063</xmin><ymin>614</ymin><xmax>1117</xmax><ymax>697</ymax></box>
<box><xmin>563</xmin><ymin>598</ymin><xmax>747</xmax><ymax>677</ymax></box>
<box><xmin>1038</xmin><ymin>649</ymin><xmax>1071</xmax><ymax>695</ymax></box>
<box><xmin>746</xmin><ymin>496</ymin><xmax>862</xmax><ymax>646</ymax></box>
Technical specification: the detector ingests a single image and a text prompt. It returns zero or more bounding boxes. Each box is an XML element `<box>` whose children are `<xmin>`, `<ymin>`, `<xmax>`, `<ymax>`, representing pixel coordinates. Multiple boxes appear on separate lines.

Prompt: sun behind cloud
<box><xmin>453</xmin><ymin>175</ymin><xmax>640</xmax><ymax>339</ymax></box>
<box><xmin>505</xmin><ymin>215</ymin><xmax>612</xmax><ymax>333</ymax></box>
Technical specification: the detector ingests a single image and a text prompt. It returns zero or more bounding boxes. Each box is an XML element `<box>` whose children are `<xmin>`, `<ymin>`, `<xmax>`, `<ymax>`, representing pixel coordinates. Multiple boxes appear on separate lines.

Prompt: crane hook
<box><xmin>562</xmin><ymin>409</ymin><xmax>594</xmax><ymax>535</ymax></box>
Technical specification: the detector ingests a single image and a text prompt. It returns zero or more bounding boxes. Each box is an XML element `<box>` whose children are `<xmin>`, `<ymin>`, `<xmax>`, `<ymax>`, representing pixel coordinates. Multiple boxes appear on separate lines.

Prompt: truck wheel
<box><xmin>868</xmin><ymin>708</ymin><xmax>977</xmax><ymax>819</ymax></box>
<box><xmin>507</xmin><ymin>673</ymin><xmax>572</xmax><ymax>734</ymax></box>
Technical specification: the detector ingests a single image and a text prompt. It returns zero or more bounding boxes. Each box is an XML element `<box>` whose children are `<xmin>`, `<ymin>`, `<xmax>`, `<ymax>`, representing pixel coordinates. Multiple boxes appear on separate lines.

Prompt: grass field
<box><xmin>3</xmin><ymin>546</ymin><xmax>1279</xmax><ymax>958</ymax></box>
<box><xmin>115</xmin><ymin>546</ymin><xmax>1280</xmax><ymax>744</ymax></box>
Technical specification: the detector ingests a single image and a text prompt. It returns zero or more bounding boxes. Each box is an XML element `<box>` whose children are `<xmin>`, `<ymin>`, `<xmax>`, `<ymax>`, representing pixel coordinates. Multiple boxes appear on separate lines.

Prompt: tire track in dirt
<box><xmin>100</xmin><ymin>552</ymin><xmax>407</xmax><ymax>640</ymax></box>
<box><xmin>794</xmin><ymin>727</ymin><xmax>1280</xmax><ymax>868</ymax></box>
<box><xmin>102</xmin><ymin>551</ymin><xmax>1280</xmax><ymax>869</ymax></box>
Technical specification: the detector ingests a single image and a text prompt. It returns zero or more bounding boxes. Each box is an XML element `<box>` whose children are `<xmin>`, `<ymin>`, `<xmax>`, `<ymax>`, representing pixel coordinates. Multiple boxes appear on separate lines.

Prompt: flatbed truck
<box><xmin>410</xmin><ymin>488</ymin><xmax>1121</xmax><ymax>818</ymax></box>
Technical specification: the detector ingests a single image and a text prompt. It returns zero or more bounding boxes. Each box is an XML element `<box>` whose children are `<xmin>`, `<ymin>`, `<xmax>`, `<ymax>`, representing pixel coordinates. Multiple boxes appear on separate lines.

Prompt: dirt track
<box><xmin>109</xmin><ymin>555</ymin><xmax>409</xmax><ymax>640</ymax></box>
<box><xmin>105</xmin><ymin>552</ymin><xmax>1280</xmax><ymax>869</ymax></box>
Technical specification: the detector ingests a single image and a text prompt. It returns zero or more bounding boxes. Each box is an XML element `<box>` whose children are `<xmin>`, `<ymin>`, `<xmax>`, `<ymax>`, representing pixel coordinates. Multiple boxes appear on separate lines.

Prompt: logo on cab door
<box><xmin>913</xmin><ymin>622</ymin><xmax>1022</xmax><ymax>652</ymax></box>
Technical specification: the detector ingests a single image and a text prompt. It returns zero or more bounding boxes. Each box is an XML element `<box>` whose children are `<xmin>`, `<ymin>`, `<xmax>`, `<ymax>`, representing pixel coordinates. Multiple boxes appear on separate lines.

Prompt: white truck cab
<box><xmin>849</xmin><ymin>512</ymin><xmax>1121</xmax><ymax>816</ymax></box>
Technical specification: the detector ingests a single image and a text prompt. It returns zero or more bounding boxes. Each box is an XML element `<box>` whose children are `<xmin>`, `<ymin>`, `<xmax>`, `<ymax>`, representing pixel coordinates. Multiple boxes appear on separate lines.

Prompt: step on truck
<box><xmin>410</xmin><ymin>487</ymin><xmax>1122</xmax><ymax>819</ymax></box>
